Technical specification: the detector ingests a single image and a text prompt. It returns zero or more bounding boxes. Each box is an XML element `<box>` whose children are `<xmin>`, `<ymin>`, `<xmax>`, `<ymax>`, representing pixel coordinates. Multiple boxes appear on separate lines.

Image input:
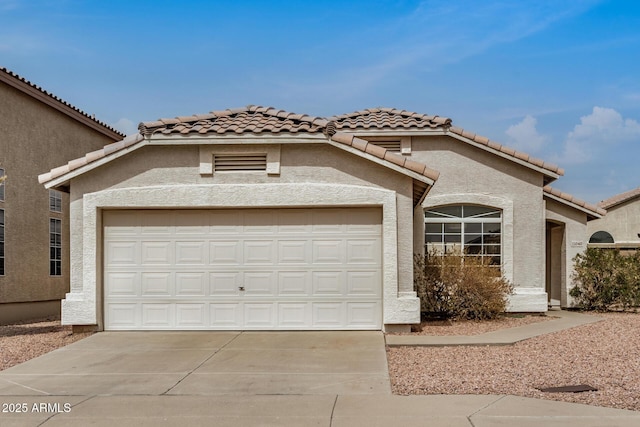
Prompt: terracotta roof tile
<box><xmin>138</xmin><ymin>105</ymin><xmax>327</xmax><ymax>136</ymax></box>
<box><xmin>351</xmin><ymin>137</ymin><xmax>369</xmax><ymax>152</ymax></box>
<box><xmin>328</xmin><ymin>107</ymin><xmax>452</xmax><ymax>131</ymax></box>
<box><xmin>544</xmin><ymin>186</ymin><xmax>606</xmax><ymax>217</ymax></box>
<box><xmin>0</xmin><ymin>67</ymin><xmax>125</xmax><ymax>140</ymax></box>
<box><xmin>599</xmin><ymin>186</ymin><xmax>640</xmax><ymax>209</ymax></box>
<box><xmin>364</xmin><ymin>141</ymin><xmax>387</xmax><ymax>158</ymax></box>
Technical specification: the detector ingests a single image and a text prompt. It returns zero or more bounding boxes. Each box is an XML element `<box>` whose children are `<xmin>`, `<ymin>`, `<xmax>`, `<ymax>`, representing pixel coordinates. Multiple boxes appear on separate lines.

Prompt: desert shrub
<box><xmin>570</xmin><ymin>248</ymin><xmax>640</xmax><ymax>310</ymax></box>
<box><xmin>414</xmin><ymin>252</ymin><xmax>514</xmax><ymax>320</ymax></box>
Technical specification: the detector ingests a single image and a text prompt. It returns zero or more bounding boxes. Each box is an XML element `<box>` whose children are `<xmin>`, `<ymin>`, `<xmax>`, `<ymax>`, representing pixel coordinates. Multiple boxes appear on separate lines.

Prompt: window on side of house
<box><xmin>49</xmin><ymin>189</ymin><xmax>62</xmax><ymax>212</ymax></box>
<box><xmin>0</xmin><ymin>209</ymin><xmax>4</xmax><ymax>276</ymax></box>
<box><xmin>50</xmin><ymin>218</ymin><xmax>61</xmax><ymax>276</ymax></box>
<box><xmin>0</xmin><ymin>168</ymin><xmax>5</xmax><ymax>201</ymax></box>
<box><xmin>425</xmin><ymin>204</ymin><xmax>502</xmax><ymax>266</ymax></box>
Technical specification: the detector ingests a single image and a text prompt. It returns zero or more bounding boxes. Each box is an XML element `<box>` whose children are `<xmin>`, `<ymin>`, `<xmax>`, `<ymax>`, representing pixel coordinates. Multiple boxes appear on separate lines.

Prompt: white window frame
<box><xmin>49</xmin><ymin>218</ymin><xmax>62</xmax><ymax>276</ymax></box>
<box><xmin>49</xmin><ymin>189</ymin><xmax>62</xmax><ymax>212</ymax></box>
<box><xmin>425</xmin><ymin>204</ymin><xmax>502</xmax><ymax>266</ymax></box>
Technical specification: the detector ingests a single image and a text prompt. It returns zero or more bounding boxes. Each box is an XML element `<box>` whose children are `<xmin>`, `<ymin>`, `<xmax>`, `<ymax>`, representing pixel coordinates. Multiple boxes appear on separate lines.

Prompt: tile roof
<box><xmin>39</xmin><ymin>105</ymin><xmax>565</xmax><ymax>194</ymax></box>
<box><xmin>328</xmin><ymin>107</ymin><xmax>452</xmax><ymax>130</ymax></box>
<box><xmin>598</xmin><ymin>186</ymin><xmax>640</xmax><ymax>209</ymax></box>
<box><xmin>139</xmin><ymin>105</ymin><xmax>328</xmax><ymax>136</ymax></box>
<box><xmin>448</xmin><ymin>126</ymin><xmax>564</xmax><ymax>176</ymax></box>
<box><xmin>327</xmin><ymin>108</ymin><xmax>562</xmax><ymax>177</ymax></box>
<box><xmin>0</xmin><ymin>67</ymin><xmax>125</xmax><ymax>140</ymax></box>
<box><xmin>543</xmin><ymin>186</ymin><xmax>606</xmax><ymax>217</ymax></box>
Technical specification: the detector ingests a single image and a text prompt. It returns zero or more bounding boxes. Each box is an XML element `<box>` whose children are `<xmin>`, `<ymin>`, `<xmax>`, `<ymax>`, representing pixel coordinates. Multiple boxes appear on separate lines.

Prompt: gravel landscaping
<box><xmin>397</xmin><ymin>313</ymin><xmax>554</xmax><ymax>336</ymax></box>
<box><xmin>0</xmin><ymin>317</ymin><xmax>93</xmax><ymax>371</ymax></box>
<box><xmin>387</xmin><ymin>312</ymin><xmax>640</xmax><ymax>411</ymax></box>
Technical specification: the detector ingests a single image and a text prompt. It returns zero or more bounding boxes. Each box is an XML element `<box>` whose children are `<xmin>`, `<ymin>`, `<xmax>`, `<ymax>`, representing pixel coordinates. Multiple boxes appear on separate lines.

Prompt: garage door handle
<box><xmin>239</xmin><ymin>286</ymin><xmax>245</xmax><ymax>291</ymax></box>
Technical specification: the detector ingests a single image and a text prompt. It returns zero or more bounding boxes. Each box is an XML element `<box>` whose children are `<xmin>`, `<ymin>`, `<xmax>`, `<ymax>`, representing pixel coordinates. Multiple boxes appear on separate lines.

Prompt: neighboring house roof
<box><xmin>543</xmin><ymin>186</ymin><xmax>606</xmax><ymax>219</ymax></box>
<box><xmin>0</xmin><ymin>67</ymin><xmax>125</xmax><ymax>141</ymax></box>
<box><xmin>598</xmin><ymin>186</ymin><xmax>640</xmax><ymax>210</ymax></box>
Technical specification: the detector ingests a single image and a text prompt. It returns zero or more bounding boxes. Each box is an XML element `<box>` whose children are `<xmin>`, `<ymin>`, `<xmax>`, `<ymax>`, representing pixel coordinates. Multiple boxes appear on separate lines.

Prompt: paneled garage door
<box><xmin>103</xmin><ymin>208</ymin><xmax>382</xmax><ymax>330</ymax></box>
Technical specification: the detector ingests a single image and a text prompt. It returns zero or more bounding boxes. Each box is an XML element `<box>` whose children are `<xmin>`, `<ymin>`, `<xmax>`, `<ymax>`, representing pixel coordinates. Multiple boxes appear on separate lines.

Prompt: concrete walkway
<box><xmin>2</xmin><ymin>312</ymin><xmax>640</xmax><ymax>426</ymax></box>
<box><xmin>386</xmin><ymin>309</ymin><xmax>603</xmax><ymax>346</ymax></box>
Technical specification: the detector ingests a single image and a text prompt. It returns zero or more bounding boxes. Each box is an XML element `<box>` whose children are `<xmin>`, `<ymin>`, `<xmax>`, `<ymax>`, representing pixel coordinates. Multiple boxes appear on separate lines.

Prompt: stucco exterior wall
<box><xmin>587</xmin><ymin>198</ymin><xmax>640</xmax><ymax>244</ymax></box>
<box><xmin>65</xmin><ymin>143</ymin><xmax>419</xmax><ymax>329</ymax></box>
<box><xmin>409</xmin><ymin>135</ymin><xmax>547</xmax><ymax>311</ymax></box>
<box><xmin>544</xmin><ymin>198</ymin><xmax>589</xmax><ymax>307</ymax></box>
<box><xmin>0</xmin><ymin>80</ymin><xmax>117</xmax><ymax>324</ymax></box>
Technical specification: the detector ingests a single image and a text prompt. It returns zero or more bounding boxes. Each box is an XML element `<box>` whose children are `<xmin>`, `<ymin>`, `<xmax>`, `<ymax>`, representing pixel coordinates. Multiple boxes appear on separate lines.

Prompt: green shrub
<box><xmin>570</xmin><ymin>248</ymin><xmax>640</xmax><ymax>311</ymax></box>
<box><xmin>414</xmin><ymin>252</ymin><xmax>513</xmax><ymax>320</ymax></box>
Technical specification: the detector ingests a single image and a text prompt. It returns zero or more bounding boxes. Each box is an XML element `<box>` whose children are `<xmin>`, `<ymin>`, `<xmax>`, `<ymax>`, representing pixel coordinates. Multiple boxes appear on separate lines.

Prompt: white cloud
<box><xmin>557</xmin><ymin>107</ymin><xmax>640</xmax><ymax>164</ymax></box>
<box><xmin>112</xmin><ymin>118</ymin><xmax>138</xmax><ymax>136</ymax></box>
<box><xmin>504</xmin><ymin>115</ymin><xmax>548</xmax><ymax>153</ymax></box>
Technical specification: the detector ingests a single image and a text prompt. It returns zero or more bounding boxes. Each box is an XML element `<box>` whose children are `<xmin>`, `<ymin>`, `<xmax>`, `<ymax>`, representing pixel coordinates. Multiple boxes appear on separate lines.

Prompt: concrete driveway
<box><xmin>3</xmin><ymin>330</ymin><xmax>640</xmax><ymax>426</ymax></box>
<box><xmin>0</xmin><ymin>331</ymin><xmax>390</xmax><ymax>397</ymax></box>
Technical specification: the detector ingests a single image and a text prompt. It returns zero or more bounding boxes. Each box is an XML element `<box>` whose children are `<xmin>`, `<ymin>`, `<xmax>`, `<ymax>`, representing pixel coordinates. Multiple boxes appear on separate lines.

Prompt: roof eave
<box><xmin>40</xmin><ymin>138</ymin><xmax>148</xmax><ymax>189</ymax></box>
<box><xmin>446</xmin><ymin>131</ymin><xmax>562</xmax><ymax>180</ymax></box>
<box><xmin>544</xmin><ymin>192</ymin><xmax>605</xmax><ymax>220</ymax></box>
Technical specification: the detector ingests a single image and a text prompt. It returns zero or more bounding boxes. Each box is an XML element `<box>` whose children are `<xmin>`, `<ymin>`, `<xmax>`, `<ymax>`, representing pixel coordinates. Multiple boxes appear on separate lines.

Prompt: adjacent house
<box><xmin>38</xmin><ymin>106</ymin><xmax>604</xmax><ymax>332</ymax></box>
<box><xmin>0</xmin><ymin>67</ymin><xmax>124</xmax><ymax>325</ymax></box>
<box><xmin>587</xmin><ymin>186</ymin><xmax>640</xmax><ymax>251</ymax></box>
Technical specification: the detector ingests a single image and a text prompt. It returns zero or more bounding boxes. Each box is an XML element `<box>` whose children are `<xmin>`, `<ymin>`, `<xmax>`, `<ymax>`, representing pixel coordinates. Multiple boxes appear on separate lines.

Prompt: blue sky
<box><xmin>2</xmin><ymin>0</ymin><xmax>639</xmax><ymax>204</ymax></box>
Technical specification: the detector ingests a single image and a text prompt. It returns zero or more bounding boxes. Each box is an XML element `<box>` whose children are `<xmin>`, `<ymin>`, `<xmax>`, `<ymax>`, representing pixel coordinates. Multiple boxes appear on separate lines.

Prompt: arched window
<box><xmin>425</xmin><ymin>205</ymin><xmax>502</xmax><ymax>265</ymax></box>
<box><xmin>589</xmin><ymin>231</ymin><xmax>614</xmax><ymax>244</ymax></box>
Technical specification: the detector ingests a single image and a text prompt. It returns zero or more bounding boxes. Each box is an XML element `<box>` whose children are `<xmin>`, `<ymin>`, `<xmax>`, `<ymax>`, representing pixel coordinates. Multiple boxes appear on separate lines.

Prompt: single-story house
<box><xmin>0</xmin><ymin>67</ymin><xmax>124</xmax><ymax>325</ymax></box>
<box><xmin>587</xmin><ymin>186</ymin><xmax>640</xmax><ymax>251</ymax></box>
<box><xmin>39</xmin><ymin>106</ymin><xmax>605</xmax><ymax>332</ymax></box>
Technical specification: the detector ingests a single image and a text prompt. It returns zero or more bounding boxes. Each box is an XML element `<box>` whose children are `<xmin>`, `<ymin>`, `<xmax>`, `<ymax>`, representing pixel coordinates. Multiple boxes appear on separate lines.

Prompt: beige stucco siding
<box><xmin>66</xmin><ymin>142</ymin><xmax>418</xmax><ymax>328</ymax></box>
<box><xmin>409</xmin><ymin>135</ymin><xmax>547</xmax><ymax>310</ymax></box>
<box><xmin>0</xmin><ymin>80</ymin><xmax>116</xmax><ymax>320</ymax></box>
<box><xmin>587</xmin><ymin>199</ymin><xmax>640</xmax><ymax>244</ymax></box>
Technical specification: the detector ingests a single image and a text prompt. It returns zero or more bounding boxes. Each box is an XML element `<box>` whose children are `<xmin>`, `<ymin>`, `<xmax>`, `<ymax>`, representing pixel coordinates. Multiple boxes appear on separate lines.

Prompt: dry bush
<box><xmin>414</xmin><ymin>252</ymin><xmax>513</xmax><ymax>320</ymax></box>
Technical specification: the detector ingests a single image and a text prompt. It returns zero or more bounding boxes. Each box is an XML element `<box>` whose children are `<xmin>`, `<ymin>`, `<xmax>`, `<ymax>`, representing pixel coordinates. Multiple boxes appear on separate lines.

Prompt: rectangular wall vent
<box><xmin>370</xmin><ymin>141</ymin><xmax>401</xmax><ymax>152</ymax></box>
<box><xmin>214</xmin><ymin>154</ymin><xmax>267</xmax><ymax>172</ymax></box>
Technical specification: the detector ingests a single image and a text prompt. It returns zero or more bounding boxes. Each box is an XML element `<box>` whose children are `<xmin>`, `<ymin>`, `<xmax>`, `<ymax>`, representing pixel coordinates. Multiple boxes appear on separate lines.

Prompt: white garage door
<box><xmin>103</xmin><ymin>208</ymin><xmax>382</xmax><ymax>330</ymax></box>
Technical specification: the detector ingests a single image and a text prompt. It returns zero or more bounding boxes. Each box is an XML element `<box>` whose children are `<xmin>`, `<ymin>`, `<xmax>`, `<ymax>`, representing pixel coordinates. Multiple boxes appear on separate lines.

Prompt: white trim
<box><xmin>62</xmin><ymin>183</ymin><xmax>419</xmax><ymax>329</ymax></box>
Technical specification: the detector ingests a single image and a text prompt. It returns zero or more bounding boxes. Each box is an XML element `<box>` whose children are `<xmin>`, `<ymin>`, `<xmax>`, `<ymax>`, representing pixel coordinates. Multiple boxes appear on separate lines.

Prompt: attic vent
<box><xmin>370</xmin><ymin>141</ymin><xmax>401</xmax><ymax>152</ymax></box>
<box><xmin>214</xmin><ymin>154</ymin><xmax>267</xmax><ymax>172</ymax></box>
